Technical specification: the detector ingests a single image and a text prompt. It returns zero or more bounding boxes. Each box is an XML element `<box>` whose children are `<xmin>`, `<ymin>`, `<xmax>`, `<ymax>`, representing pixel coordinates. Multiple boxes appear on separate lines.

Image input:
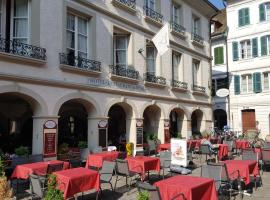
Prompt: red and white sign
<box><xmin>43</xmin><ymin>120</ymin><xmax>57</xmax><ymax>158</ymax></box>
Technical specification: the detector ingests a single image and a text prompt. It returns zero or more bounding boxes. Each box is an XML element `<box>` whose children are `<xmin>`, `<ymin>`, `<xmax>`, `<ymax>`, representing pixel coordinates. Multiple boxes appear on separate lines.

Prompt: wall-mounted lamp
<box><xmin>138</xmin><ymin>48</ymin><xmax>144</xmax><ymax>54</ymax></box>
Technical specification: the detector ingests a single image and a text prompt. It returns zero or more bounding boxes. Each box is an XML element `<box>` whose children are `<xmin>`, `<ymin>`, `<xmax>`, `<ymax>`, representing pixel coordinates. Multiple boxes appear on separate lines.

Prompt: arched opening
<box><xmin>191</xmin><ymin>109</ymin><xmax>203</xmax><ymax>135</ymax></box>
<box><xmin>58</xmin><ymin>100</ymin><xmax>88</xmax><ymax>148</ymax></box>
<box><xmin>143</xmin><ymin>105</ymin><xmax>161</xmax><ymax>141</ymax></box>
<box><xmin>214</xmin><ymin>109</ymin><xmax>227</xmax><ymax>130</ymax></box>
<box><xmin>0</xmin><ymin>93</ymin><xmax>34</xmax><ymax>154</ymax></box>
<box><xmin>169</xmin><ymin>108</ymin><xmax>185</xmax><ymax>138</ymax></box>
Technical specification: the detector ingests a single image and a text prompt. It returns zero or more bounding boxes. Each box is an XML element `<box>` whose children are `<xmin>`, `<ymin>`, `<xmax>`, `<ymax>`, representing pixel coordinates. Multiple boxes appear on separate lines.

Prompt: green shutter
<box><xmin>245</xmin><ymin>8</ymin><xmax>250</xmax><ymax>25</ymax></box>
<box><xmin>238</xmin><ymin>9</ymin><xmax>244</xmax><ymax>26</ymax></box>
<box><xmin>232</xmin><ymin>42</ymin><xmax>239</xmax><ymax>61</ymax></box>
<box><xmin>261</xmin><ymin>36</ymin><xmax>267</xmax><ymax>56</ymax></box>
<box><xmin>214</xmin><ymin>47</ymin><xmax>218</xmax><ymax>65</ymax></box>
<box><xmin>214</xmin><ymin>47</ymin><xmax>224</xmax><ymax>65</ymax></box>
<box><xmin>234</xmin><ymin>75</ymin><xmax>240</xmax><ymax>95</ymax></box>
<box><xmin>252</xmin><ymin>38</ymin><xmax>258</xmax><ymax>57</ymax></box>
<box><xmin>253</xmin><ymin>72</ymin><xmax>262</xmax><ymax>93</ymax></box>
<box><xmin>259</xmin><ymin>4</ymin><xmax>266</xmax><ymax>22</ymax></box>
<box><xmin>219</xmin><ymin>47</ymin><xmax>224</xmax><ymax>64</ymax></box>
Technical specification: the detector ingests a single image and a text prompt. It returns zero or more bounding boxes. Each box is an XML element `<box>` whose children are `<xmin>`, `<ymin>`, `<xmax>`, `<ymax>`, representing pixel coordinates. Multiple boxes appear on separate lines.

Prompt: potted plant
<box><xmin>14</xmin><ymin>146</ymin><xmax>29</xmax><ymax>157</ymax></box>
<box><xmin>0</xmin><ymin>158</ymin><xmax>13</xmax><ymax>199</ymax></box>
<box><xmin>136</xmin><ymin>190</ymin><xmax>150</xmax><ymax>200</ymax></box>
<box><xmin>126</xmin><ymin>142</ymin><xmax>134</xmax><ymax>156</ymax></box>
<box><xmin>45</xmin><ymin>174</ymin><xmax>64</xmax><ymax>200</ymax></box>
<box><xmin>57</xmin><ymin>143</ymin><xmax>69</xmax><ymax>161</ymax></box>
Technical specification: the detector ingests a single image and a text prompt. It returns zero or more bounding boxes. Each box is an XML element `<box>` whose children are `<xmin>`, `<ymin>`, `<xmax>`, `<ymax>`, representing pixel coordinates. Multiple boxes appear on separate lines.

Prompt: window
<box><xmin>146</xmin><ymin>44</ymin><xmax>156</xmax><ymax>75</ymax></box>
<box><xmin>261</xmin><ymin>35</ymin><xmax>270</xmax><ymax>56</ymax></box>
<box><xmin>66</xmin><ymin>13</ymin><xmax>88</xmax><ymax>59</ymax></box>
<box><xmin>192</xmin><ymin>59</ymin><xmax>200</xmax><ymax>85</ymax></box>
<box><xmin>145</xmin><ymin>0</ymin><xmax>155</xmax><ymax>10</ymax></box>
<box><xmin>263</xmin><ymin>72</ymin><xmax>270</xmax><ymax>90</ymax></box>
<box><xmin>238</xmin><ymin>8</ymin><xmax>250</xmax><ymax>27</ymax></box>
<box><xmin>172</xmin><ymin>52</ymin><xmax>181</xmax><ymax>81</ymax></box>
<box><xmin>241</xmin><ymin>74</ymin><xmax>252</xmax><ymax>93</ymax></box>
<box><xmin>172</xmin><ymin>3</ymin><xmax>180</xmax><ymax>25</ymax></box>
<box><xmin>259</xmin><ymin>2</ymin><xmax>270</xmax><ymax>21</ymax></box>
<box><xmin>114</xmin><ymin>34</ymin><xmax>128</xmax><ymax>68</ymax></box>
<box><xmin>212</xmin><ymin>78</ymin><xmax>228</xmax><ymax>96</ymax></box>
<box><xmin>192</xmin><ymin>15</ymin><xmax>200</xmax><ymax>35</ymax></box>
<box><xmin>240</xmin><ymin>40</ymin><xmax>251</xmax><ymax>59</ymax></box>
<box><xmin>214</xmin><ymin>46</ymin><xmax>224</xmax><ymax>65</ymax></box>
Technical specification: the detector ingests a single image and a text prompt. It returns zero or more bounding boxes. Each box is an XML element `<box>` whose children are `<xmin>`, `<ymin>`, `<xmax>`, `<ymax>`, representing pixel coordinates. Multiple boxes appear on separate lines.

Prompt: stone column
<box><xmin>185</xmin><ymin>119</ymin><xmax>192</xmax><ymax>139</ymax></box>
<box><xmin>158</xmin><ymin>119</ymin><xmax>169</xmax><ymax>143</ymax></box>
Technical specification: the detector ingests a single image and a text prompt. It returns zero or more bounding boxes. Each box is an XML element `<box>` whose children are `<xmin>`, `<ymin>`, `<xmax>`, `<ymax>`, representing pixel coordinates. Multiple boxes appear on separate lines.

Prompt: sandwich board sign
<box><xmin>170</xmin><ymin>138</ymin><xmax>188</xmax><ymax>167</ymax></box>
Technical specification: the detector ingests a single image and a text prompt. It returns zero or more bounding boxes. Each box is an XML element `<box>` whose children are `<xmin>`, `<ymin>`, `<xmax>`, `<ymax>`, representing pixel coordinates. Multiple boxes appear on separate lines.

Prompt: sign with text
<box><xmin>171</xmin><ymin>138</ymin><xmax>187</xmax><ymax>167</ymax></box>
<box><xmin>43</xmin><ymin>120</ymin><xmax>57</xmax><ymax>158</ymax></box>
<box><xmin>98</xmin><ymin>120</ymin><xmax>108</xmax><ymax>147</ymax></box>
<box><xmin>136</xmin><ymin>120</ymin><xmax>143</xmax><ymax>146</ymax></box>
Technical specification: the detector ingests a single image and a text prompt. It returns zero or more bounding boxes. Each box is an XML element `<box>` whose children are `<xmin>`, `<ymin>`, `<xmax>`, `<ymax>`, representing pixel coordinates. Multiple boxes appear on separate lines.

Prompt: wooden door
<box><xmin>242</xmin><ymin>109</ymin><xmax>256</xmax><ymax>133</ymax></box>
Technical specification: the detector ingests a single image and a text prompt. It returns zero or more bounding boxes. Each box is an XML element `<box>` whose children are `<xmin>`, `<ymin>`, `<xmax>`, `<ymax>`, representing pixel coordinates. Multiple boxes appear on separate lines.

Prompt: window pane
<box><xmin>67</xmin><ymin>14</ymin><xmax>75</xmax><ymax>31</ymax></box>
<box><xmin>78</xmin><ymin>35</ymin><xmax>87</xmax><ymax>53</ymax></box>
<box><xmin>13</xmin><ymin>19</ymin><xmax>28</xmax><ymax>38</ymax></box>
<box><xmin>14</xmin><ymin>0</ymin><xmax>28</xmax><ymax>17</ymax></box>
<box><xmin>78</xmin><ymin>51</ymin><xmax>87</xmax><ymax>59</ymax></box>
<box><xmin>78</xmin><ymin>17</ymin><xmax>87</xmax><ymax>35</ymax></box>
<box><xmin>116</xmin><ymin>50</ymin><xmax>126</xmax><ymax>66</ymax></box>
<box><xmin>248</xmin><ymin>75</ymin><xmax>252</xmax><ymax>92</ymax></box>
<box><xmin>242</xmin><ymin>76</ymin><xmax>247</xmax><ymax>92</ymax></box>
<box><xmin>172</xmin><ymin>53</ymin><xmax>180</xmax><ymax>80</ymax></box>
<box><xmin>66</xmin><ymin>31</ymin><xmax>75</xmax><ymax>49</ymax></box>
<box><xmin>264</xmin><ymin>73</ymin><xmax>269</xmax><ymax>90</ymax></box>
<box><xmin>115</xmin><ymin>36</ymin><xmax>127</xmax><ymax>49</ymax></box>
<box><xmin>146</xmin><ymin>46</ymin><xmax>156</xmax><ymax>74</ymax></box>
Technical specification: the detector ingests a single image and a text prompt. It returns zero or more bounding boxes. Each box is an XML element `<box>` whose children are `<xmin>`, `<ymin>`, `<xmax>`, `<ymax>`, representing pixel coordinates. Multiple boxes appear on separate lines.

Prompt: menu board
<box><xmin>171</xmin><ymin>138</ymin><xmax>187</xmax><ymax>167</ymax></box>
<box><xmin>43</xmin><ymin>120</ymin><xmax>57</xmax><ymax>158</ymax></box>
<box><xmin>98</xmin><ymin>120</ymin><xmax>107</xmax><ymax>147</ymax></box>
<box><xmin>136</xmin><ymin>120</ymin><xmax>143</xmax><ymax>146</ymax></box>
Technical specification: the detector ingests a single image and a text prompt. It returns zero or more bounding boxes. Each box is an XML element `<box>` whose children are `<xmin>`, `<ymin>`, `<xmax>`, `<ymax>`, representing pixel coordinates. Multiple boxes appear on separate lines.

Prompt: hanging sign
<box><xmin>43</xmin><ymin>120</ymin><xmax>57</xmax><ymax>158</ymax></box>
<box><xmin>171</xmin><ymin>138</ymin><xmax>188</xmax><ymax>167</ymax></box>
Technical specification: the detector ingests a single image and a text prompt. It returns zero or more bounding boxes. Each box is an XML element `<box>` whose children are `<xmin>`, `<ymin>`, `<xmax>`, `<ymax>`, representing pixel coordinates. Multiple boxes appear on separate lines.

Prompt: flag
<box><xmin>152</xmin><ymin>23</ymin><xmax>170</xmax><ymax>55</ymax></box>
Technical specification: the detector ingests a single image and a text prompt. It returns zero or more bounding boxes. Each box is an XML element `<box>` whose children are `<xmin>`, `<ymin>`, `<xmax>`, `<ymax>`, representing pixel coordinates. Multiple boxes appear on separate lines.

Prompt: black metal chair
<box><xmin>159</xmin><ymin>151</ymin><xmax>172</xmax><ymax>179</ymax></box>
<box><xmin>69</xmin><ymin>159</ymin><xmax>81</xmax><ymax>168</ymax></box>
<box><xmin>99</xmin><ymin>161</ymin><xmax>116</xmax><ymax>194</ymax></box>
<box><xmin>29</xmin><ymin>154</ymin><xmax>43</xmax><ymax>163</ymax></box>
<box><xmin>46</xmin><ymin>162</ymin><xmax>64</xmax><ymax>174</ymax></box>
<box><xmin>261</xmin><ymin>149</ymin><xmax>270</xmax><ymax>174</ymax></box>
<box><xmin>147</xmin><ymin>140</ymin><xmax>157</xmax><ymax>156</ymax></box>
<box><xmin>29</xmin><ymin>174</ymin><xmax>47</xmax><ymax>199</ymax></box>
<box><xmin>199</xmin><ymin>144</ymin><xmax>217</xmax><ymax>163</ymax></box>
<box><xmin>223</xmin><ymin>140</ymin><xmax>234</xmax><ymax>159</ymax></box>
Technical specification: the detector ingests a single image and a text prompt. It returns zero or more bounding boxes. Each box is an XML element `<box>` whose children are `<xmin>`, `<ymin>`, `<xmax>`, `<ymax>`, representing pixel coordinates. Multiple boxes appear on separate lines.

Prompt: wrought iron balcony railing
<box><xmin>171</xmin><ymin>21</ymin><xmax>186</xmax><ymax>35</ymax></box>
<box><xmin>171</xmin><ymin>80</ymin><xmax>188</xmax><ymax>90</ymax></box>
<box><xmin>144</xmin><ymin>72</ymin><xmax>166</xmax><ymax>85</ymax></box>
<box><xmin>110</xmin><ymin>65</ymin><xmax>139</xmax><ymax>80</ymax></box>
<box><xmin>193</xmin><ymin>84</ymin><xmax>206</xmax><ymax>93</ymax></box>
<box><xmin>59</xmin><ymin>53</ymin><xmax>101</xmax><ymax>72</ymax></box>
<box><xmin>113</xmin><ymin>0</ymin><xmax>136</xmax><ymax>9</ymax></box>
<box><xmin>0</xmin><ymin>37</ymin><xmax>46</xmax><ymax>60</ymax></box>
<box><xmin>143</xmin><ymin>6</ymin><xmax>163</xmax><ymax>24</ymax></box>
<box><xmin>191</xmin><ymin>33</ymin><xmax>204</xmax><ymax>45</ymax></box>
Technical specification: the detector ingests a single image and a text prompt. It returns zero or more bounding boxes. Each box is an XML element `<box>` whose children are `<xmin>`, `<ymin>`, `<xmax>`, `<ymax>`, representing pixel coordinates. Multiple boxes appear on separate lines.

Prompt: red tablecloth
<box><xmin>126</xmin><ymin>156</ymin><xmax>160</xmax><ymax>180</ymax></box>
<box><xmin>11</xmin><ymin>160</ymin><xmax>69</xmax><ymax>179</ymax></box>
<box><xmin>54</xmin><ymin>167</ymin><xmax>100</xmax><ymax>199</ymax></box>
<box><xmin>157</xmin><ymin>143</ymin><xmax>171</xmax><ymax>152</ymax></box>
<box><xmin>154</xmin><ymin>175</ymin><xmax>218</xmax><ymax>200</ymax></box>
<box><xmin>218</xmin><ymin>144</ymin><xmax>228</xmax><ymax>160</ymax></box>
<box><xmin>235</xmin><ymin>140</ymin><xmax>249</xmax><ymax>149</ymax></box>
<box><xmin>85</xmin><ymin>151</ymin><xmax>120</xmax><ymax>168</ymax></box>
<box><xmin>187</xmin><ymin>140</ymin><xmax>201</xmax><ymax>149</ymax></box>
<box><xmin>223</xmin><ymin>160</ymin><xmax>259</xmax><ymax>185</ymax></box>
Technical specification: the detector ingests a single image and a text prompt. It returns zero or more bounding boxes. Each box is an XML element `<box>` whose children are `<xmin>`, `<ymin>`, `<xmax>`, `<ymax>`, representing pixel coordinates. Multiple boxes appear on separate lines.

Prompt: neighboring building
<box><xmin>227</xmin><ymin>0</ymin><xmax>270</xmax><ymax>138</ymax></box>
<box><xmin>0</xmin><ymin>0</ymin><xmax>217</xmax><ymax>156</ymax></box>
<box><xmin>211</xmin><ymin>9</ymin><xmax>229</xmax><ymax>131</ymax></box>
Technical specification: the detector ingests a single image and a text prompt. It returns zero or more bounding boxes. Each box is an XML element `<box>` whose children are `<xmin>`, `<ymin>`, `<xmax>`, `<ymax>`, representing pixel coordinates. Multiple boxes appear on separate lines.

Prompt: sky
<box><xmin>209</xmin><ymin>0</ymin><xmax>225</xmax><ymax>9</ymax></box>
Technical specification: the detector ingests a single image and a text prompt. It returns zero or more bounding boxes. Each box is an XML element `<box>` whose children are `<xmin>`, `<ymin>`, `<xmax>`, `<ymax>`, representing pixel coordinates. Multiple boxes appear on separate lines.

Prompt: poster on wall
<box><xmin>171</xmin><ymin>138</ymin><xmax>187</xmax><ymax>167</ymax></box>
<box><xmin>43</xmin><ymin>120</ymin><xmax>57</xmax><ymax>158</ymax></box>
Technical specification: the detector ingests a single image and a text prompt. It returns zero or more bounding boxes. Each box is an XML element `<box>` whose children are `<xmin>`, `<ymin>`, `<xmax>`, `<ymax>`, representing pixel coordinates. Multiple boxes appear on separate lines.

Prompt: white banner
<box><xmin>152</xmin><ymin>23</ymin><xmax>170</xmax><ymax>55</ymax></box>
<box><xmin>171</xmin><ymin>138</ymin><xmax>188</xmax><ymax>167</ymax></box>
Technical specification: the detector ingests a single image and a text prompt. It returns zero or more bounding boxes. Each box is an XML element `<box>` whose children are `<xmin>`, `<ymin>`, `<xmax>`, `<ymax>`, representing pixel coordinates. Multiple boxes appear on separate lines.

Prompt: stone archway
<box><xmin>214</xmin><ymin>109</ymin><xmax>227</xmax><ymax>130</ymax></box>
<box><xmin>191</xmin><ymin>109</ymin><xmax>204</xmax><ymax>135</ymax></box>
<box><xmin>169</xmin><ymin>108</ymin><xmax>187</xmax><ymax>139</ymax></box>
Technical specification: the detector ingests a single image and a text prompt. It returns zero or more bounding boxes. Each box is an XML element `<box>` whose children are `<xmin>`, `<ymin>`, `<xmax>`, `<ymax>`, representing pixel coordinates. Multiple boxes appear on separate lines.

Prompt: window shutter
<box><xmin>232</xmin><ymin>42</ymin><xmax>239</xmax><ymax>61</ymax></box>
<box><xmin>245</xmin><ymin>8</ymin><xmax>250</xmax><ymax>25</ymax></box>
<box><xmin>238</xmin><ymin>9</ymin><xmax>243</xmax><ymax>26</ymax></box>
<box><xmin>253</xmin><ymin>72</ymin><xmax>262</xmax><ymax>93</ymax></box>
<box><xmin>252</xmin><ymin>38</ymin><xmax>258</xmax><ymax>57</ymax></box>
<box><xmin>234</xmin><ymin>75</ymin><xmax>240</xmax><ymax>95</ymax></box>
<box><xmin>214</xmin><ymin>47</ymin><xmax>218</xmax><ymax>65</ymax></box>
<box><xmin>219</xmin><ymin>47</ymin><xmax>224</xmax><ymax>64</ymax></box>
<box><xmin>261</xmin><ymin>36</ymin><xmax>267</xmax><ymax>56</ymax></box>
<box><xmin>259</xmin><ymin>4</ymin><xmax>266</xmax><ymax>22</ymax></box>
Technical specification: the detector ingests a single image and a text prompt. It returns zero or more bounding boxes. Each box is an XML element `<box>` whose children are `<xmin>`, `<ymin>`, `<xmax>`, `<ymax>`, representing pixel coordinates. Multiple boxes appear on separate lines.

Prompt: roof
<box><xmin>211</xmin><ymin>9</ymin><xmax>227</xmax><ymax>37</ymax></box>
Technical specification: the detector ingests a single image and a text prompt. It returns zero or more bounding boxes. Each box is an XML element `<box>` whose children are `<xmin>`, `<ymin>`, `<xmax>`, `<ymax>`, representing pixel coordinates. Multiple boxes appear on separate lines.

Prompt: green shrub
<box><xmin>78</xmin><ymin>141</ymin><xmax>87</xmax><ymax>149</ymax></box>
<box><xmin>137</xmin><ymin>191</ymin><xmax>150</xmax><ymax>200</ymax></box>
<box><xmin>14</xmin><ymin>146</ymin><xmax>29</xmax><ymax>156</ymax></box>
<box><xmin>45</xmin><ymin>174</ymin><xmax>64</xmax><ymax>200</ymax></box>
<box><xmin>58</xmin><ymin>143</ymin><xmax>69</xmax><ymax>154</ymax></box>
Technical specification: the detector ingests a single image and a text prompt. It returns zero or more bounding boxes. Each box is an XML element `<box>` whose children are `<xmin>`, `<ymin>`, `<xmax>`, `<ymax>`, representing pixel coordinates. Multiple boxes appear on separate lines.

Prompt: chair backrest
<box><xmin>115</xmin><ymin>159</ymin><xmax>129</xmax><ymax>176</ymax></box>
<box><xmin>47</xmin><ymin>162</ymin><xmax>64</xmax><ymax>174</ymax></box>
<box><xmin>93</xmin><ymin>146</ymin><xmax>103</xmax><ymax>153</ymax></box>
<box><xmin>29</xmin><ymin>154</ymin><xmax>43</xmax><ymax>163</ymax></box>
<box><xmin>159</xmin><ymin>151</ymin><xmax>171</xmax><ymax>168</ymax></box>
<box><xmin>148</xmin><ymin>140</ymin><xmax>156</xmax><ymax>151</ymax></box>
<box><xmin>200</xmin><ymin>144</ymin><xmax>211</xmax><ymax>155</ymax></box>
<box><xmin>29</xmin><ymin>174</ymin><xmax>45</xmax><ymax>198</ymax></box>
<box><xmin>100</xmin><ymin>161</ymin><xmax>115</xmax><ymax>182</ymax></box>
<box><xmin>11</xmin><ymin>156</ymin><xmax>29</xmax><ymax>168</ymax></box>
<box><xmin>188</xmin><ymin>141</ymin><xmax>197</xmax><ymax>153</ymax></box>
<box><xmin>242</xmin><ymin>148</ymin><xmax>257</xmax><ymax>161</ymax></box>
<box><xmin>262</xmin><ymin>149</ymin><xmax>270</xmax><ymax>162</ymax></box>
<box><xmin>80</xmin><ymin>148</ymin><xmax>89</xmax><ymax>162</ymax></box>
<box><xmin>264</xmin><ymin>142</ymin><xmax>270</xmax><ymax>149</ymax></box>
<box><xmin>223</xmin><ymin>140</ymin><xmax>234</xmax><ymax>152</ymax></box>
<box><xmin>70</xmin><ymin>159</ymin><xmax>81</xmax><ymax>168</ymax></box>
<box><xmin>136</xmin><ymin>181</ymin><xmax>162</xmax><ymax>200</ymax></box>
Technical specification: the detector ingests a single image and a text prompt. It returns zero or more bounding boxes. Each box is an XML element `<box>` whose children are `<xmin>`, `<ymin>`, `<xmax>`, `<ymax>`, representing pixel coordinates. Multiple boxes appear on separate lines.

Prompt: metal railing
<box><xmin>144</xmin><ymin>72</ymin><xmax>166</xmax><ymax>85</ymax></box>
<box><xmin>170</xmin><ymin>21</ymin><xmax>185</xmax><ymax>35</ymax></box>
<box><xmin>193</xmin><ymin>84</ymin><xmax>206</xmax><ymax>93</ymax></box>
<box><xmin>171</xmin><ymin>80</ymin><xmax>188</xmax><ymax>90</ymax></box>
<box><xmin>110</xmin><ymin>65</ymin><xmax>139</xmax><ymax>79</ymax></box>
<box><xmin>191</xmin><ymin>33</ymin><xmax>204</xmax><ymax>45</ymax></box>
<box><xmin>59</xmin><ymin>53</ymin><xmax>101</xmax><ymax>72</ymax></box>
<box><xmin>0</xmin><ymin>37</ymin><xmax>46</xmax><ymax>60</ymax></box>
<box><xmin>143</xmin><ymin>6</ymin><xmax>163</xmax><ymax>23</ymax></box>
<box><xmin>113</xmin><ymin>0</ymin><xmax>136</xmax><ymax>9</ymax></box>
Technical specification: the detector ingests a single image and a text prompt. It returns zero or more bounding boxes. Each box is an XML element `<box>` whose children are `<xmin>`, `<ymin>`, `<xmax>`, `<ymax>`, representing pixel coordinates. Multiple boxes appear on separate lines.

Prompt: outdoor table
<box><xmin>223</xmin><ymin>160</ymin><xmax>259</xmax><ymax>185</ymax></box>
<box><xmin>235</xmin><ymin>140</ymin><xmax>249</xmax><ymax>150</ymax></box>
<box><xmin>54</xmin><ymin>167</ymin><xmax>100</xmax><ymax>199</ymax></box>
<box><xmin>11</xmin><ymin>160</ymin><xmax>70</xmax><ymax>179</ymax></box>
<box><xmin>187</xmin><ymin>139</ymin><xmax>201</xmax><ymax>149</ymax></box>
<box><xmin>126</xmin><ymin>156</ymin><xmax>160</xmax><ymax>181</ymax></box>
<box><xmin>154</xmin><ymin>175</ymin><xmax>218</xmax><ymax>200</ymax></box>
<box><xmin>85</xmin><ymin>151</ymin><xmax>120</xmax><ymax>169</ymax></box>
<box><xmin>157</xmin><ymin>143</ymin><xmax>170</xmax><ymax>152</ymax></box>
<box><xmin>218</xmin><ymin>144</ymin><xmax>228</xmax><ymax>160</ymax></box>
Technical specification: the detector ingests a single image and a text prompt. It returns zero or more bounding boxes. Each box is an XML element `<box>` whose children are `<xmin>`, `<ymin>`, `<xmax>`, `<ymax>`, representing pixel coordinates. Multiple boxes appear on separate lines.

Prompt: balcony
<box><xmin>143</xmin><ymin>6</ymin><xmax>163</xmax><ymax>26</ymax></box>
<box><xmin>192</xmin><ymin>84</ymin><xmax>206</xmax><ymax>95</ymax></box>
<box><xmin>144</xmin><ymin>72</ymin><xmax>166</xmax><ymax>88</ymax></box>
<box><xmin>171</xmin><ymin>80</ymin><xmax>188</xmax><ymax>92</ymax></box>
<box><xmin>191</xmin><ymin>33</ymin><xmax>204</xmax><ymax>47</ymax></box>
<box><xmin>109</xmin><ymin>65</ymin><xmax>139</xmax><ymax>83</ymax></box>
<box><xmin>59</xmin><ymin>53</ymin><xmax>101</xmax><ymax>76</ymax></box>
<box><xmin>170</xmin><ymin>22</ymin><xmax>186</xmax><ymax>38</ymax></box>
<box><xmin>112</xmin><ymin>0</ymin><xmax>136</xmax><ymax>13</ymax></box>
<box><xmin>0</xmin><ymin>37</ymin><xmax>46</xmax><ymax>63</ymax></box>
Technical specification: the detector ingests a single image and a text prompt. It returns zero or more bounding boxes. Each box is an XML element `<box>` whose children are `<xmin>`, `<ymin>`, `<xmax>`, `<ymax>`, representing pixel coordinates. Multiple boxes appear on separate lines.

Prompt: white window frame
<box><xmin>66</xmin><ymin>12</ymin><xmax>89</xmax><ymax>58</ymax></box>
<box><xmin>265</xmin><ymin>2</ymin><xmax>270</xmax><ymax>21</ymax></box>
<box><xmin>192</xmin><ymin>59</ymin><xmax>200</xmax><ymax>85</ymax></box>
<box><xmin>146</xmin><ymin>44</ymin><xmax>156</xmax><ymax>75</ymax></box>
<box><xmin>172</xmin><ymin>51</ymin><xmax>181</xmax><ymax>81</ymax></box>
<box><xmin>145</xmin><ymin>0</ymin><xmax>155</xmax><ymax>10</ymax></box>
<box><xmin>241</xmin><ymin>74</ymin><xmax>252</xmax><ymax>93</ymax></box>
<box><xmin>172</xmin><ymin>2</ymin><xmax>180</xmax><ymax>25</ymax></box>
<box><xmin>192</xmin><ymin>15</ymin><xmax>200</xmax><ymax>35</ymax></box>
<box><xmin>10</xmin><ymin>0</ymin><xmax>31</xmax><ymax>44</ymax></box>
<box><xmin>240</xmin><ymin>40</ymin><xmax>251</xmax><ymax>59</ymax></box>
<box><xmin>263</xmin><ymin>72</ymin><xmax>270</xmax><ymax>91</ymax></box>
<box><xmin>113</xmin><ymin>34</ymin><xmax>128</xmax><ymax>68</ymax></box>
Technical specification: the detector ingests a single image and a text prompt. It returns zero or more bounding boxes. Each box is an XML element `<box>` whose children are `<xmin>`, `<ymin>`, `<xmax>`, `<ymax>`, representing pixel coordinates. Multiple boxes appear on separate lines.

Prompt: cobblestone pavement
<box><xmin>15</xmin><ymin>156</ymin><xmax>270</xmax><ymax>200</ymax></box>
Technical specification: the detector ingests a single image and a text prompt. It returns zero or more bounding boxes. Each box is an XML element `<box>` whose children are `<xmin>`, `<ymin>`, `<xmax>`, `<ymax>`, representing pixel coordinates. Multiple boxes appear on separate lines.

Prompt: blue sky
<box><xmin>209</xmin><ymin>0</ymin><xmax>225</xmax><ymax>9</ymax></box>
